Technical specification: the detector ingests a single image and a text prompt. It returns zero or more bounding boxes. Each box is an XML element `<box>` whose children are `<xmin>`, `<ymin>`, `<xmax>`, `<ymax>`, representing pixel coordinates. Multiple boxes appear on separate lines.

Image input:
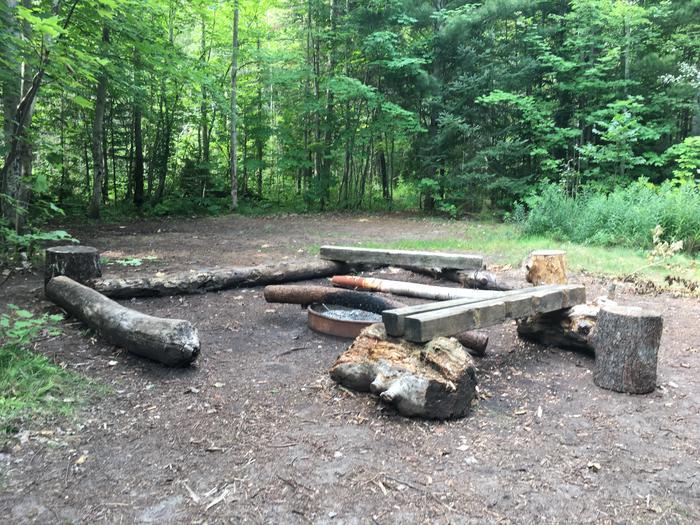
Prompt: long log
<box><xmin>46</xmin><ymin>276</ymin><xmax>200</xmax><ymax>366</ymax></box>
<box><xmin>263</xmin><ymin>285</ymin><xmax>405</xmax><ymax>312</ymax></box>
<box><xmin>91</xmin><ymin>260</ymin><xmax>349</xmax><ymax>298</ymax></box>
<box><xmin>332</xmin><ymin>275</ymin><xmax>502</xmax><ymax>301</ymax></box>
<box><xmin>405</xmin><ymin>266</ymin><xmax>515</xmax><ymax>291</ymax></box>
<box><xmin>320</xmin><ymin>245</ymin><xmax>483</xmax><ymax>270</ymax></box>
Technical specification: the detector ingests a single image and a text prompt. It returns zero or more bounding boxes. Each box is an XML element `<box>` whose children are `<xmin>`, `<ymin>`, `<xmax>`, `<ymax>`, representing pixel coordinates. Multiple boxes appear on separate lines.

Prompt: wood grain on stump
<box><xmin>592</xmin><ymin>305</ymin><xmax>662</xmax><ymax>394</ymax></box>
<box><xmin>45</xmin><ymin>245</ymin><xmax>101</xmax><ymax>285</ymax></box>
<box><xmin>329</xmin><ymin>324</ymin><xmax>477</xmax><ymax>419</ymax></box>
<box><xmin>525</xmin><ymin>249</ymin><xmax>567</xmax><ymax>285</ymax></box>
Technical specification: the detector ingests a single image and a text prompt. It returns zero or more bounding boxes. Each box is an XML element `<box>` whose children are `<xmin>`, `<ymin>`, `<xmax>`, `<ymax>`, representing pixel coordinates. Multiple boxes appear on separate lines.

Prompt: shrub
<box><xmin>521</xmin><ymin>179</ymin><xmax>700</xmax><ymax>254</ymax></box>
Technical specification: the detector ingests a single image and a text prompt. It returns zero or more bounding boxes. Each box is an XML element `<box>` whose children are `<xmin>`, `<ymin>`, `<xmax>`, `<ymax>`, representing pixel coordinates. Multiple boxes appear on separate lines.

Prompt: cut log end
<box><xmin>329</xmin><ymin>324</ymin><xmax>478</xmax><ymax>419</ymax></box>
<box><xmin>592</xmin><ymin>305</ymin><xmax>662</xmax><ymax>394</ymax></box>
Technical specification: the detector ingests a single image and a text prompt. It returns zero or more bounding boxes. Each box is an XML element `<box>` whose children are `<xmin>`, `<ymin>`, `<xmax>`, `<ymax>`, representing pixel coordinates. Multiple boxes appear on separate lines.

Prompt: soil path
<box><xmin>1</xmin><ymin>213</ymin><xmax>698</xmax><ymax>524</ymax></box>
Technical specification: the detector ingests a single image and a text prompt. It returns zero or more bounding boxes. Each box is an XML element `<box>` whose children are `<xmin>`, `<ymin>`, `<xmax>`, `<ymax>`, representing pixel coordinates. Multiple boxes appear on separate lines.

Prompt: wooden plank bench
<box><xmin>384</xmin><ymin>284</ymin><xmax>586</xmax><ymax>343</ymax></box>
<box><xmin>320</xmin><ymin>245</ymin><xmax>484</xmax><ymax>270</ymax></box>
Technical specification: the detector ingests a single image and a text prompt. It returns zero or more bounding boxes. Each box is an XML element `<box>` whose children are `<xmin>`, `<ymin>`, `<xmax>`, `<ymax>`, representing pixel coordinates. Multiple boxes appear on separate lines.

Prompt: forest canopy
<box><xmin>0</xmin><ymin>0</ymin><xmax>698</xmax><ymax>231</ymax></box>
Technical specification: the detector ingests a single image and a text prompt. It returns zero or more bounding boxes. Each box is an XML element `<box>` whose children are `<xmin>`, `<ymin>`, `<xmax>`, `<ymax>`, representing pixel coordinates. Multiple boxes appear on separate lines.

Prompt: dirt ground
<box><xmin>1</xmin><ymin>213</ymin><xmax>698</xmax><ymax>524</ymax></box>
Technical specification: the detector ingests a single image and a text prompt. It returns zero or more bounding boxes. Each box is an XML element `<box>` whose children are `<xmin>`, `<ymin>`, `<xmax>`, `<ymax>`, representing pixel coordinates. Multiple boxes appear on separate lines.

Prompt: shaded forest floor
<box><xmin>1</xmin><ymin>213</ymin><xmax>699</xmax><ymax>524</ymax></box>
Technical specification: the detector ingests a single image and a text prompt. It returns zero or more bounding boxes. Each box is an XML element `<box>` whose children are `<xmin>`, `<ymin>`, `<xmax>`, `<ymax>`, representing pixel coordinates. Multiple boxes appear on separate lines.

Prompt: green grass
<box><xmin>362</xmin><ymin>222</ymin><xmax>700</xmax><ymax>285</ymax></box>
<box><xmin>0</xmin><ymin>308</ymin><xmax>94</xmax><ymax>433</ymax></box>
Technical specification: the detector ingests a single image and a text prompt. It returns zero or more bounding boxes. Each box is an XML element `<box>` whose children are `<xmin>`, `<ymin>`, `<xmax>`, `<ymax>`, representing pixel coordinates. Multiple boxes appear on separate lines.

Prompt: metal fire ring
<box><xmin>307</xmin><ymin>303</ymin><xmax>379</xmax><ymax>339</ymax></box>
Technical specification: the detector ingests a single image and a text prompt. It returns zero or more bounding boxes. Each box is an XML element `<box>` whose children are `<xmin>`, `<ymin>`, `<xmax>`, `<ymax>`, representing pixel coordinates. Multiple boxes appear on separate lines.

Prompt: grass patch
<box><xmin>362</xmin><ymin>221</ymin><xmax>700</xmax><ymax>285</ymax></box>
<box><xmin>0</xmin><ymin>307</ymin><xmax>92</xmax><ymax>433</ymax></box>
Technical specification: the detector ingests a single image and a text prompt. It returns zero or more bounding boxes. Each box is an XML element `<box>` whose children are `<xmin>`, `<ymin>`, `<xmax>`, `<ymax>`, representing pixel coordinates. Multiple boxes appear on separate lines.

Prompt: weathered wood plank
<box><xmin>383</xmin><ymin>285</ymin><xmax>562</xmax><ymax>337</ymax></box>
<box><xmin>320</xmin><ymin>245</ymin><xmax>483</xmax><ymax>270</ymax></box>
<box><xmin>402</xmin><ymin>285</ymin><xmax>586</xmax><ymax>342</ymax></box>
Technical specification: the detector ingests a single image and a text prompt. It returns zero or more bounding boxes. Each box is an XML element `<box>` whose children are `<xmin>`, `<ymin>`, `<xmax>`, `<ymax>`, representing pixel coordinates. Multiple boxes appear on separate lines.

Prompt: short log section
<box><xmin>592</xmin><ymin>305</ymin><xmax>662</xmax><ymax>394</ymax></box>
<box><xmin>320</xmin><ymin>246</ymin><xmax>483</xmax><ymax>271</ymax></box>
<box><xmin>330</xmin><ymin>324</ymin><xmax>477</xmax><ymax>419</ymax></box>
<box><xmin>46</xmin><ymin>276</ymin><xmax>200</xmax><ymax>366</ymax></box>
<box><xmin>45</xmin><ymin>245</ymin><xmax>101</xmax><ymax>285</ymax></box>
<box><xmin>525</xmin><ymin>249</ymin><xmax>567</xmax><ymax>285</ymax></box>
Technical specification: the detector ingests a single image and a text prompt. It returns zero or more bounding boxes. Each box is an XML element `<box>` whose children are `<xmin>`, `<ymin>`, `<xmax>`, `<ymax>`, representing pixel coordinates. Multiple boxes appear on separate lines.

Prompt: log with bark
<box><xmin>329</xmin><ymin>324</ymin><xmax>478</xmax><ymax>419</ymax></box>
<box><xmin>455</xmin><ymin>330</ymin><xmax>489</xmax><ymax>357</ymax></box>
<box><xmin>45</xmin><ymin>245</ymin><xmax>102</xmax><ymax>285</ymax></box>
<box><xmin>592</xmin><ymin>305</ymin><xmax>662</xmax><ymax>394</ymax></box>
<box><xmin>46</xmin><ymin>276</ymin><xmax>200</xmax><ymax>366</ymax></box>
<box><xmin>263</xmin><ymin>284</ymin><xmax>406</xmax><ymax>312</ymax></box>
<box><xmin>91</xmin><ymin>260</ymin><xmax>349</xmax><ymax>298</ymax></box>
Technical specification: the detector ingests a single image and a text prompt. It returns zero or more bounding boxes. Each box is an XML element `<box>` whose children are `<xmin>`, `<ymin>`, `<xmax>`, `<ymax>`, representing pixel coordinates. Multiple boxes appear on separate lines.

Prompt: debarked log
<box><xmin>329</xmin><ymin>324</ymin><xmax>478</xmax><ymax>419</ymax></box>
<box><xmin>91</xmin><ymin>260</ymin><xmax>349</xmax><ymax>298</ymax></box>
<box><xmin>263</xmin><ymin>284</ymin><xmax>406</xmax><ymax>312</ymax></box>
<box><xmin>46</xmin><ymin>276</ymin><xmax>200</xmax><ymax>366</ymax></box>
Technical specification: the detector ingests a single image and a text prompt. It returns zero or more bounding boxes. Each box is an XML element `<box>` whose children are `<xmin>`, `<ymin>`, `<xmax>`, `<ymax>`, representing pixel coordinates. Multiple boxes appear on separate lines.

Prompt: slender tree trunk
<box><xmin>230</xmin><ymin>0</ymin><xmax>239</xmax><ymax>209</ymax></box>
<box><xmin>133</xmin><ymin>48</ymin><xmax>144</xmax><ymax>207</ymax></box>
<box><xmin>200</xmin><ymin>15</ymin><xmax>210</xmax><ymax>192</ymax></box>
<box><xmin>88</xmin><ymin>26</ymin><xmax>110</xmax><ymax>219</ymax></box>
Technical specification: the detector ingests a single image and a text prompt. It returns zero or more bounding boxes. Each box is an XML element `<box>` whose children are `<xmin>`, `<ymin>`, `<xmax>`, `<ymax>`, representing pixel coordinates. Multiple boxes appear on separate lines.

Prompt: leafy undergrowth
<box><xmin>0</xmin><ymin>307</ymin><xmax>92</xmax><ymax>434</ymax></box>
<box><xmin>363</xmin><ymin>222</ymin><xmax>700</xmax><ymax>294</ymax></box>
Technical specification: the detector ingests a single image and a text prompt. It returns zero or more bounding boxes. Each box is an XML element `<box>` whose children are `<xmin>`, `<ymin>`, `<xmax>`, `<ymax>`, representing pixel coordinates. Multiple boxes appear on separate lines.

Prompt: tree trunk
<box><xmin>230</xmin><ymin>0</ymin><xmax>239</xmax><ymax>209</ymax></box>
<box><xmin>88</xmin><ymin>26</ymin><xmax>110</xmax><ymax>220</ymax></box>
<box><xmin>133</xmin><ymin>47</ymin><xmax>144</xmax><ymax>208</ymax></box>
<box><xmin>46</xmin><ymin>276</ymin><xmax>200</xmax><ymax>367</ymax></box>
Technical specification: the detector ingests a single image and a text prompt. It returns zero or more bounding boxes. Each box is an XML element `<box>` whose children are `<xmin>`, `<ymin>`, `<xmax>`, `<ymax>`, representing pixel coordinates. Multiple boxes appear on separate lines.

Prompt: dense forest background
<box><xmin>0</xmin><ymin>0</ymin><xmax>699</xmax><ymax>250</ymax></box>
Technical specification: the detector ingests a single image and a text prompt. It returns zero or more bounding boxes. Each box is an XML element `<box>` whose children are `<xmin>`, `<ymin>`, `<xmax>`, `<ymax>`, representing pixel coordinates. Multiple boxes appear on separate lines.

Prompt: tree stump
<box><xmin>329</xmin><ymin>324</ymin><xmax>478</xmax><ymax>419</ymax></box>
<box><xmin>525</xmin><ymin>250</ymin><xmax>567</xmax><ymax>285</ymax></box>
<box><xmin>45</xmin><ymin>245</ymin><xmax>101</xmax><ymax>285</ymax></box>
<box><xmin>592</xmin><ymin>305</ymin><xmax>662</xmax><ymax>394</ymax></box>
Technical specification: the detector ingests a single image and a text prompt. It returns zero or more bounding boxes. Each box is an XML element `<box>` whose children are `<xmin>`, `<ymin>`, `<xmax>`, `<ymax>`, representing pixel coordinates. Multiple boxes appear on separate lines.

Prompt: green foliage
<box><xmin>0</xmin><ymin>306</ymin><xmax>86</xmax><ymax>433</ymax></box>
<box><xmin>522</xmin><ymin>179</ymin><xmax>700</xmax><ymax>253</ymax></box>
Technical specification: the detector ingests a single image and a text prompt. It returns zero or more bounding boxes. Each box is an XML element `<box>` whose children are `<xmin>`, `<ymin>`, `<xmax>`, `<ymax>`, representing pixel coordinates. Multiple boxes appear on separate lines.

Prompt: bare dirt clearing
<box><xmin>2</xmin><ymin>213</ymin><xmax>699</xmax><ymax>524</ymax></box>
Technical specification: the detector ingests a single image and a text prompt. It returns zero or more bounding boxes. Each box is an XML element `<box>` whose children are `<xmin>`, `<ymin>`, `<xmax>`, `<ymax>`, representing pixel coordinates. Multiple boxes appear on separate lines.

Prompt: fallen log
<box><xmin>329</xmin><ymin>324</ymin><xmax>478</xmax><ymax>419</ymax></box>
<box><xmin>91</xmin><ymin>260</ymin><xmax>349</xmax><ymax>298</ymax></box>
<box><xmin>516</xmin><ymin>297</ymin><xmax>616</xmax><ymax>353</ymax></box>
<box><xmin>320</xmin><ymin>245</ymin><xmax>483</xmax><ymax>270</ymax></box>
<box><xmin>263</xmin><ymin>284</ymin><xmax>405</xmax><ymax>312</ymax></box>
<box><xmin>592</xmin><ymin>305</ymin><xmax>662</xmax><ymax>394</ymax></box>
<box><xmin>46</xmin><ymin>276</ymin><xmax>200</xmax><ymax>366</ymax></box>
<box><xmin>332</xmin><ymin>275</ymin><xmax>501</xmax><ymax>301</ymax></box>
<box><xmin>455</xmin><ymin>330</ymin><xmax>489</xmax><ymax>357</ymax></box>
<box><xmin>404</xmin><ymin>266</ymin><xmax>515</xmax><ymax>291</ymax></box>
<box><xmin>45</xmin><ymin>245</ymin><xmax>102</xmax><ymax>285</ymax></box>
